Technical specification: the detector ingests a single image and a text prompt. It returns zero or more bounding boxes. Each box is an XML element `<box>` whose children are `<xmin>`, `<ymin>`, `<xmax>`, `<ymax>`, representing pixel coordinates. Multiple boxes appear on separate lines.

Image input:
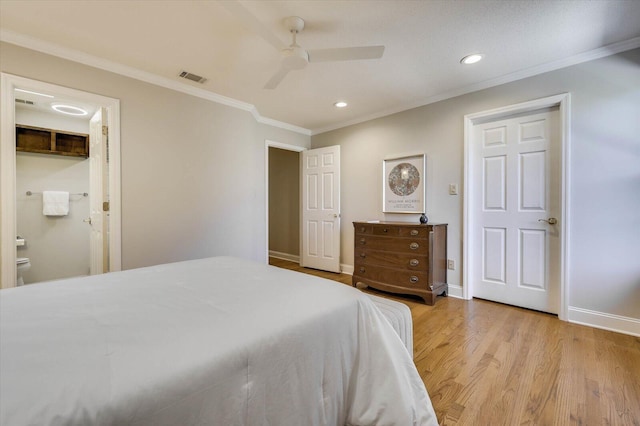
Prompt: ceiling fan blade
<box><xmin>307</xmin><ymin>46</ymin><xmax>385</xmax><ymax>62</ymax></box>
<box><xmin>264</xmin><ymin>67</ymin><xmax>291</xmax><ymax>90</ymax></box>
<box><xmin>220</xmin><ymin>1</ymin><xmax>286</xmax><ymax>52</ymax></box>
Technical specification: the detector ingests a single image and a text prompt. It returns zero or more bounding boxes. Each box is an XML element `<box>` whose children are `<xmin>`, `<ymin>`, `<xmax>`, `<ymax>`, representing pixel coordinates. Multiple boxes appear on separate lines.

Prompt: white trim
<box><xmin>264</xmin><ymin>140</ymin><xmax>307</xmax><ymax>264</ymax></box>
<box><xmin>257</xmin><ymin>116</ymin><xmax>311</xmax><ymax>136</ymax></box>
<box><xmin>447</xmin><ymin>284</ymin><xmax>464</xmax><ymax>299</ymax></box>
<box><xmin>0</xmin><ymin>73</ymin><xmax>122</xmax><ymax>288</ymax></box>
<box><xmin>0</xmin><ymin>75</ymin><xmax>17</xmax><ymax>288</ymax></box>
<box><xmin>341</xmin><ymin>264</ymin><xmax>354</xmax><ymax>276</ymax></box>
<box><xmin>463</xmin><ymin>93</ymin><xmax>571</xmax><ymax>321</ymax></box>
<box><xmin>0</xmin><ymin>29</ymin><xmax>311</xmax><ymax>137</ymax></box>
<box><xmin>568</xmin><ymin>307</ymin><xmax>640</xmax><ymax>337</ymax></box>
<box><xmin>268</xmin><ymin>251</ymin><xmax>300</xmax><ymax>264</ymax></box>
<box><xmin>312</xmin><ymin>37</ymin><xmax>640</xmax><ymax>135</ymax></box>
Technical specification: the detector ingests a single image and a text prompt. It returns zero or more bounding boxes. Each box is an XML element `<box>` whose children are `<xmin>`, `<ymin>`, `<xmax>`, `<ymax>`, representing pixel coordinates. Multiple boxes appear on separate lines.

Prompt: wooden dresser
<box><xmin>352</xmin><ymin>221</ymin><xmax>447</xmax><ymax>305</ymax></box>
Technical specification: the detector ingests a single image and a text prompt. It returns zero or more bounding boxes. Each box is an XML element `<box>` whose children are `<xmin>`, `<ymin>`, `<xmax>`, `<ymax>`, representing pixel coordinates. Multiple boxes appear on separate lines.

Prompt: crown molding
<box><xmin>256</xmin><ymin>113</ymin><xmax>311</xmax><ymax>135</ymax></box>
<box><xmin>0</xmin><ymin>29</ymin><xmax>312</xmax><ymax>136</ymax></box>
<box><xmin>311</xmin><ymin>36</ymin><xmax>640</xmax><ymax>135</ymax></box>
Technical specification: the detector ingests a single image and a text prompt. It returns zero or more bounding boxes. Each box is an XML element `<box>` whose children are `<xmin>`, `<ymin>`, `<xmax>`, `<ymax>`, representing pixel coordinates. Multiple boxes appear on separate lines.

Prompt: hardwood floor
<box><xmin>269</xmin><ymin>257</ymin><xmax>640</xmax><ymax>425</ymax></box>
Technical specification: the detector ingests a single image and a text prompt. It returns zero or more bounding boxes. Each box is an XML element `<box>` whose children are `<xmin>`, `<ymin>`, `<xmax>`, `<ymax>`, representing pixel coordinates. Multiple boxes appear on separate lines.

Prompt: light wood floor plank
<box><xmin>268</xmin><ymin>258</ymin><xmax>640</xmax><ymax>425</ymax></box>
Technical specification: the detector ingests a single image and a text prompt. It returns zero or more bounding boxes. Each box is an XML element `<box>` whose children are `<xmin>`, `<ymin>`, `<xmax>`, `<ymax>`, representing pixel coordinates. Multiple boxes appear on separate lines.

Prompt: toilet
<box><xmin>16</xmin><ymin>257</ymin><xmax>31</xmax><ymax>286</ymax></box>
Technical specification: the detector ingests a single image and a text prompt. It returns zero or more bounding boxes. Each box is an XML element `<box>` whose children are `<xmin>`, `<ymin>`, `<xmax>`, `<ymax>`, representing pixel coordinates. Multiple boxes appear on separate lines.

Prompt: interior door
<box><xmin>471</xmin><ymin>109</ymin><xmax>560</xmax><ymax>313</ymax></box>
<box><xmin>89</xmin><ymin>107</ymin><xmax>108</xmax><ymax>275</ymax></box>
<box><xmin>301</xmin><ymin>145</ymin><xmax>341</xmax><ymax>272</ymax></box>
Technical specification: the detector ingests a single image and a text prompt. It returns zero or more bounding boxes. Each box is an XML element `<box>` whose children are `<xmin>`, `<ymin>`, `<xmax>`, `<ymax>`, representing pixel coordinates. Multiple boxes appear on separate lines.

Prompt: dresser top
<box><xmin>353</xmin><ymin>221</ymin><xmax>447</xmax><ymax>226</ymax></box>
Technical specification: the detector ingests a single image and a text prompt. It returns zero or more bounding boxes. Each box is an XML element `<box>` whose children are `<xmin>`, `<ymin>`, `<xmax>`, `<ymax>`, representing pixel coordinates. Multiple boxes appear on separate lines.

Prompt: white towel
<box><xmin>42</xmin><ymin>191</ymin><xmax>69</xmax><ymax>216</ymax></box>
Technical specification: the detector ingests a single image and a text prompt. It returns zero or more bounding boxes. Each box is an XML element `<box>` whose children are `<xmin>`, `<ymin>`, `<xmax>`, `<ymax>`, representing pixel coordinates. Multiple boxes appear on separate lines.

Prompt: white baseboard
<box><xmin>273</xmin><ymin>254</ymin><xmax>352</xmax><ymax>275</ymax></box>
<box><xmin>268</xmin><ymin>251</ymin><xmax>299</xmax><ymax>263</ymax></box>
<box><xmin>341</xmin><ymin>264</ymin><xmax>354</xmax><ymax>275</ymax></box>
<box><xmin>446</xmin><ymin>284</ymin><xmax>464</xmax><ymax>299</ymax></box>
<box><xmin>568</xmin><ymin>306</ymin><xmax>640</xmax><ymax>337</ymax></box>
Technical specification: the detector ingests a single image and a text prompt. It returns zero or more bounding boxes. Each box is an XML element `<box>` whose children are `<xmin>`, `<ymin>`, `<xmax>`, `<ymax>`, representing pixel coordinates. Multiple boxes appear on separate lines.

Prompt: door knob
<box><xmin>538</xmin><ymin>218</ymin><xmax>558</xmax><ymax>225</ymax></box>
<box><xmin>83</xmin><ymin>217</ymin><xmax>92</xmax><ymax>225</ymax></box>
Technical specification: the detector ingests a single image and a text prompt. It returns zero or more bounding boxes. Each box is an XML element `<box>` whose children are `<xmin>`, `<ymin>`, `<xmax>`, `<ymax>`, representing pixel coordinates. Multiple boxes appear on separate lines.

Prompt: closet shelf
<box><xmin>16</xmin><ymin>124</ymin><xmax>89</xmax><ymax>158</ymax></box>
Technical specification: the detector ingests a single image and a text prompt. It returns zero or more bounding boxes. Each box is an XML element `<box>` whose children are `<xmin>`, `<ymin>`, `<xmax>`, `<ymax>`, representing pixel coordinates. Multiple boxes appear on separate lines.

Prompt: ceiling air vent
<box><xmin>15</xmin><ymin>99</ymin><xmax>35</xmax><ymax>105</ymax></box>
<box><xmin>179</xmin><ymin>70</ymin><xmax>207</xmax><ymax>84</ymax></box>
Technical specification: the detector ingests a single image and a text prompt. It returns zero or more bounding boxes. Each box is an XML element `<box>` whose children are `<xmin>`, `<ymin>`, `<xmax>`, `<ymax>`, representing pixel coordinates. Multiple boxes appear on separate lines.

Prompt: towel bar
<box><xmin>26</xmin><ymin>191</ymin><xmax>88</xmax><ymax>197</ymax></box>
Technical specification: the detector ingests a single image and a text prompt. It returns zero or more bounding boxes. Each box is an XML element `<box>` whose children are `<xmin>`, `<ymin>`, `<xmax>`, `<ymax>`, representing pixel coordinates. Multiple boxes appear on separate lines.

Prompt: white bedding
<box><xmin>0</xmin><ymin>256</ymin><xmax>437</xmax><ymax>426</ymax></box>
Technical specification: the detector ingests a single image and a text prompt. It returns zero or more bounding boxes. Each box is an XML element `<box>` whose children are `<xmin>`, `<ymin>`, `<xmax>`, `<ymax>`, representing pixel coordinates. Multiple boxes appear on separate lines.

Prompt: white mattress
<box><xmin>0</xmin><ymin>256</ymin><xmax>437</xmax><ymax>426</ymax></box>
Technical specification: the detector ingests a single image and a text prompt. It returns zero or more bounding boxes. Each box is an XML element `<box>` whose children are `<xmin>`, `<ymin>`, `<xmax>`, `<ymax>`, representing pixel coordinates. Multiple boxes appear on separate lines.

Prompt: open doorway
<box><xmin>265</xmin><ymin>141</ymin><xmax>342</xmax><ymax>274</ymax></box>
<box><xmin>266</xmin><ymin>142</ymin><xmax>304</xmax><ymax>263</ymax></box>
<box><xmin>0</xmin><ymin>73</ymin><xmax>121</xmax><ymax>288</ymax></box>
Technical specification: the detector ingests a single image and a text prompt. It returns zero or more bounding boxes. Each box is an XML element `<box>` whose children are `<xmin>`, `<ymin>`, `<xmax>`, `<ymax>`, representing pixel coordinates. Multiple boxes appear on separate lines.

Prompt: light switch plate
<box><xmin>449</xmin><ymin>184</ymin><xmax>458</xmax><ymax>195</ymax></box>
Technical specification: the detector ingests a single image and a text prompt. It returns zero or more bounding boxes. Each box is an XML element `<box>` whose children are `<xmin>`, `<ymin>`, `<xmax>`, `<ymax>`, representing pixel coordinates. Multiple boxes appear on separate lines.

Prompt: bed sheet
<box><xmin>0</xmin><ymin>256</ymin><xmax>436</xmax><ymax>425</ymax></box>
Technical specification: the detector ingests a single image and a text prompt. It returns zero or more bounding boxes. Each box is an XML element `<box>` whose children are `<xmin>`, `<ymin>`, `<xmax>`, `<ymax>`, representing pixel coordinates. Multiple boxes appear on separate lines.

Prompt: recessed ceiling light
<box><xmin>334</xmin><ymin>101</ymin><xmax>348</xmax><ymax>108</ymax></box>
<box><xmin>460</xmin><ymin>53</ymin><xmax>484</xmax><ymax>65</ymax></box>
<box><xmin>15</xmin><ymin>88</ymin><xmax>54</xmax><ymax>98</ymax></box>
<box><xmin>51</xmin><ymin>104</ymin><xmax>88</xmax><ymax>116</ymax></box>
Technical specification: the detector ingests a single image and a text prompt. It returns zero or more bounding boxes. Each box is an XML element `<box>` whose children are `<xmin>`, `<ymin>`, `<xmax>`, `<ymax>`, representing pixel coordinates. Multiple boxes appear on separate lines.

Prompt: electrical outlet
<box><xmin>449</xmin><ymin>184</ymin><xmax>458</xmax><ymax>195</ymax></box>
<box><xmin>447</xmin><ymin>259</ymin><xmax>455</xmax><ymax>270</ymax></box>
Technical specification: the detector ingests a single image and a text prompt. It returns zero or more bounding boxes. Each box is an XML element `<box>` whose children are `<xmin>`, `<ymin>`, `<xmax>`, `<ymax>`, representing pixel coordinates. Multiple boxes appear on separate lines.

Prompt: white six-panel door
<box><xmin>471</xmin><ymin>109</ymin><xmax>560</xmax><ymax>313</ymax></box>
<box><xmin>301</xmin><ymin>146</ymin><xmax>341</xmax><ymax>273</ymax></box>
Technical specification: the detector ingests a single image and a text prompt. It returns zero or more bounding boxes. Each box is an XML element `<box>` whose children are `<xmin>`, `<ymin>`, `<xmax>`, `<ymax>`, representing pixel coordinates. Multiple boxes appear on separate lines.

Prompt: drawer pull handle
<box><xmin>360</xmin><ymin>238</ymin><xmax>366</xmax><ymax>245</ymax></box>
<box><xmin>383</xmin><ymin>228</ymin><xmax>388</xmax><ymax>233</ymax></box>
<box><xmin>410</xmin><ymin>242</ymin><xmax>419</xmax><ymax>250</ymax></box>
<box><xmin>360</xmin><ymin>253</ymin><xmax>366</xmax><ymax>258</ymax></box>
<box><xmin>360</xmin><ymin>227</ymin><xmax>366</xmax><ymax>232</ymax></box>
<box><xmin>410</xmin><ymin>229</ymin><xmax>419</xmax><ymax>236</ymax></box>
<box><xmin>409</xmin><ymin>259</ymin><xmax>419</xmax><ymax>267</ymax></box>
<box><xmin>410</xmin><ymin>276</ymin><xmax>419</xmax><ymax>284</ymax></box>
<box><xmin>360</xmin><ymin>267</ymin><xmax>366</xmax><ymax>273</ymax></box>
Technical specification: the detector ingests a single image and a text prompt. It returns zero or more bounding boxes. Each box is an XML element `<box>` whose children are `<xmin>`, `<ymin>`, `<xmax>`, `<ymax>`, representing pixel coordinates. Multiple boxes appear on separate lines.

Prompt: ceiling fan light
<box><xmin>334</xmin><ymin>101</ymin><xmax>347</xmax><ymax>108</ymax></box>
<box><xmin>460</xmin><ymin>53</ymin><xmax>483</xmax><ymax>65</ymax></box>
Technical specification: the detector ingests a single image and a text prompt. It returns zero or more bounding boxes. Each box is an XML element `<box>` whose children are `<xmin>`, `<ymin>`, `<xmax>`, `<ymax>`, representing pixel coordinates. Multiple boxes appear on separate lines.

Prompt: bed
<box><xmin>0</xmin><ymin>256</ymin><xmax>437</xmax><ymax>426</ymax></box>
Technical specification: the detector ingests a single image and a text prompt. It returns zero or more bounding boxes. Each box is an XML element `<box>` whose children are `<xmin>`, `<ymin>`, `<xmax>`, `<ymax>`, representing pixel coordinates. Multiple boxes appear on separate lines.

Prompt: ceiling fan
<box><xmin>222</xmin><ymin>2</ymin><xmax>385</xmax><ymax>89</ymax></box>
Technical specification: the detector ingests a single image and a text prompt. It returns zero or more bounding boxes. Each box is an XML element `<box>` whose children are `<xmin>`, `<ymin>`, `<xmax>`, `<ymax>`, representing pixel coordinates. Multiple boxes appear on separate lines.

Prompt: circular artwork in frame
<box><xmin>383</xmin><ymin>154</ymin><xmax>426</xmax><ymax>213</ymax></box>
<box><xmin>388</xmin><ymin>162</ymin><xmax>420</xmax><ymax>196</ymax></box>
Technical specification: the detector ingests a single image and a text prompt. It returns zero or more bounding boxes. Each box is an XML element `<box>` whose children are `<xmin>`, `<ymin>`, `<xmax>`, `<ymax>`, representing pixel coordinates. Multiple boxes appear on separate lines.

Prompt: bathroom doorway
<box><xmin>0</xmin><ymin>73</ymin><xmax>121</xmax><ymax>288</ymax></box>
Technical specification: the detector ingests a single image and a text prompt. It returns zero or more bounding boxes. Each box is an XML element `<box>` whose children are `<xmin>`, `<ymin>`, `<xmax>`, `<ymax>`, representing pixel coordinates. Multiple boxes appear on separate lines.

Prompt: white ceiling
<box><xmin>1</xmin><ymin>0</ymin><xmax>639</xmax><ymax>134</ymax></box>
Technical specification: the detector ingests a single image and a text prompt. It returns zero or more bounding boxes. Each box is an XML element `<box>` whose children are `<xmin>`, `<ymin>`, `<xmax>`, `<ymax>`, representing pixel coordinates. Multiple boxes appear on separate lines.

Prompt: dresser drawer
<box><xmin>354</xmin><ymin>224</ymin><xmax>373</xmax><ymax>234</ymax></box>
<box><xmin>371</xmin><ymin>225</ymin><xmax>400</xmax><ymax>236</ymax></box>
<box><xmin>355</xmin><ymin>250</ymin><xmax>428</xmax><ymax>271</ymax></box>
<box><xmin>353</xmin><ymin>264</ymin><xmax>430</xmax><ymax>290</ymax></box>
<box><xmin>355</xmin><ymin>235</ymin><xmax>428</xmax><ymax>255</ymax></box>
<box><xmin>397</xmin><ymin>227</ymin><xmax>429</xmax><ymax>238</ymax></box>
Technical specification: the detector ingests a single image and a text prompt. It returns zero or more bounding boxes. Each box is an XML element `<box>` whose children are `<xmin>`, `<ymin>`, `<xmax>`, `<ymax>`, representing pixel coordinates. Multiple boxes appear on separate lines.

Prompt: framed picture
<box><xmin>382</xmin><ymin>154</ymin><xmax>426</xmax><ymax>213</ymax></box>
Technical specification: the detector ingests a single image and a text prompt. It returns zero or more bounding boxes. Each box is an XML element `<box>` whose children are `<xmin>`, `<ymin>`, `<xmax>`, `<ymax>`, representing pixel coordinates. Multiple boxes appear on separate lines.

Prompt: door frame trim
<box><xmin>264</xmin><ymin>140</ymin><xmax>306</xmax><ymax>264</ymax></box>
<box><xmin>0</xmin><ymin>73</ymin><xmax>122</xmax><ymax>288</ymax></box>
<box><xmin>463</xmin><ymin>93</ymin><xmax>571</xmax><ymax>320</ymax></box>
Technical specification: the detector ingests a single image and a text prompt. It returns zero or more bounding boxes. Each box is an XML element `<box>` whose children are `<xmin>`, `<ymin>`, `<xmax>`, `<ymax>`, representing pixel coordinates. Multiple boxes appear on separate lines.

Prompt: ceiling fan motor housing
<box><xmin>282</xmin><ymin>46</ymin><xmax>309</xmax><ymax>69</ymax></box>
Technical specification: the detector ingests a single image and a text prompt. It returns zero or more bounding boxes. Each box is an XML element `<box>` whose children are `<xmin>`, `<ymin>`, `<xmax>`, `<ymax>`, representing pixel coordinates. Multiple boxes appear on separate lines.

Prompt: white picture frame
<box><xmin>382</xmin><ymin>154</ymin><xmax>426</xmax><ymax>213</ymax></box>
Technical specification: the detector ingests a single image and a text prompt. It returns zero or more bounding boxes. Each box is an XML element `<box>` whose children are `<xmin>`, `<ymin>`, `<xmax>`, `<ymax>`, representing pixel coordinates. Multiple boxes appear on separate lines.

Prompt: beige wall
<box><xmin>1</xmin><ymin>42</ymin><xmax>310</xmax><ymax>270</ymax></box>
<box><xmin>312</xmin><ymin>49</ymin><xmax>640</xmax><ymax>322</ymax></box>
<box><xmin>268</xmin><ymin>147</ymin><xmax>299</xmax><ymax>257</ymax></box>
